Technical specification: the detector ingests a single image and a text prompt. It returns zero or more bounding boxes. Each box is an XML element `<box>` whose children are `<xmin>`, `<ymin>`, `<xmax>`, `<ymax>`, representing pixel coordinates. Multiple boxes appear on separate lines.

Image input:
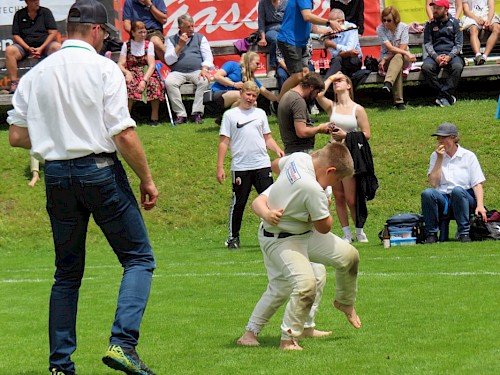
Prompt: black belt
<box><xmin>262</xmin><ymin>228</ymin><xmax>311</xmax><ymax>239</ymax></box>
<box><xmin>77</xmin><ymin>152</ymin><xmax>116</xmax><ymax>160</ymax></box>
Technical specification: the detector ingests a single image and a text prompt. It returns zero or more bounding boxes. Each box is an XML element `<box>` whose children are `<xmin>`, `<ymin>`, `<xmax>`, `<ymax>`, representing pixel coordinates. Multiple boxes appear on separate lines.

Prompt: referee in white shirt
<box><xmin>8</xmin><ymin>1</ymin><xmax>158</xmax><ymax>374</ymax></box>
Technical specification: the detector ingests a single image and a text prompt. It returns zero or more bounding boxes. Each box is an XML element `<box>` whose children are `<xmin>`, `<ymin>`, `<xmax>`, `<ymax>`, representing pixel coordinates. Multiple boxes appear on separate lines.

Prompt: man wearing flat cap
<box><xmin>7</xmin><ymin>1</ymin><xmax>157</xmax><ymax>374</ymax></box>
<box><xmin>421</xmin><ymin>123</ymin><xmax>487</xmax><ymax>244</ymax></box>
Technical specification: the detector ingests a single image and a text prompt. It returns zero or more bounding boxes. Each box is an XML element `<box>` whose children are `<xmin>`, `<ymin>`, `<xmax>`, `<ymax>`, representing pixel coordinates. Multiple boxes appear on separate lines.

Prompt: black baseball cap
<box><xmin>67</xmin><ymin>0</ymin><xmax>117</xmax><ymax>34</ymax></box>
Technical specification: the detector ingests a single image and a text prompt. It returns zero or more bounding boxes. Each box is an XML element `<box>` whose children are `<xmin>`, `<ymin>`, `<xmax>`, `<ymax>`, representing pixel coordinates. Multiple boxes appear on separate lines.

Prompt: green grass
<box><xmin>0</xmin><ymin>94</ymin><xmax>499</xmax><ymax>374</ymax></box>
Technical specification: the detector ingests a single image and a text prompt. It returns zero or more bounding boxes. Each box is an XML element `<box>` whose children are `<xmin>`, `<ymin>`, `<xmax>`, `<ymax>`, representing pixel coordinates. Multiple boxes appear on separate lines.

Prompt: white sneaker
<box><xmin>342</xmin><ymin>234</ymin><xmax>353</xmax><ymax>243</ymax></box>
<box><xmin>310</xmin><ymin>104</ymin><xmax>320</xmax><ymax>115</ymax></box>
<box><xmin>356</xmin><ymin>233</ymin><xmax>369</xmax><ymax>243</ymax></box>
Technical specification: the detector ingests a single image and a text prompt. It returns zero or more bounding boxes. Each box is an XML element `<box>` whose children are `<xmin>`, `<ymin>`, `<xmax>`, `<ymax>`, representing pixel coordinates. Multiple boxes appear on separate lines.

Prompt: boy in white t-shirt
<box><xmin>237</xmin><ymin>143</ymin><xmax>362</xmax><ymax>350</ymax></box>
<box><xmin>217</xmin><ymin>81</ymin><xmax>284</xmax><ymax>249</ymax></box>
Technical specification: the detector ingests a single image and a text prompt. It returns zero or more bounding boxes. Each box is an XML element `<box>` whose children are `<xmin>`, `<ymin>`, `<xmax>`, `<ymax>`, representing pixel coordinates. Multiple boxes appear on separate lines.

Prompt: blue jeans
<box><xmin>265</xmin><ymin>29</ymin><xmax>279</xmax><ymax>69</ymax></box>
<box><xmin>421</xmin><ymin>56</ymin><xmax>464</xmax><ymax>100</ymax></box>
<box><xmin>44</xmin><ymin>153</ymin><xmax>156</xmax><ymax>373</ymax></box>
<box><xmin>421</xmin><ymin>186</ymin><xmax>476</xmax><ymax>235</ymax></box>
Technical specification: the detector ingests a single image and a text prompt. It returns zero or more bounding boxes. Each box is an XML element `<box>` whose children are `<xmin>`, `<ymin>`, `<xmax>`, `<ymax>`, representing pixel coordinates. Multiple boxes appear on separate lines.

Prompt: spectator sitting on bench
<box><xmin>211</xmin><ymin>52</ymin><xmax>279</xmax><ymax>125</ymax></box>
<box><xmin>257</xmin><ymin>0</ymin><xmax>288</xmax><ymax>78</ymax></box>
<box><xmin>323</xmin><ymin>9</ymin><xmax>363</xmax><ymax>82</ymax></box>
<box><xmin>117</xmin><ymin>20</ymin><xmax>165</xmax><ymax>126</ymax></box>
<box><xmin>426</xmin><ymin>0</ymin><xmax>463</xmax><ymax>19</ymax></box>
<box><xmin>421</xmin><ymin>122</ymin><xmax>487</xmax><ymax>244</ymax></box>
<box><xmin>6</xmin><ymin>0</ymin><xmax>61</xmax><ymax>94</ymax></box>
<box><xmin>164</xmin><ymin>13</ymin><xmax>213</xmax><ymax>125</ymax></box>
<box><xmin>461</xmin><ymin>0</ymin><xmax>500</xmax><ymax>65</ymax></box>
<box><xmin>422</xmin><ymin>0</ymin><xmax>464</xmax><ymax>107</ymax></box>
<box><xmin>376</xmin><ymin>6</ymin><xmax>416</xmax><ymax>111</ymax></box>
<box><xmin>122</xmin><ymin>0</ymin><xmax>167</xmax><ymax>63</ymax></box>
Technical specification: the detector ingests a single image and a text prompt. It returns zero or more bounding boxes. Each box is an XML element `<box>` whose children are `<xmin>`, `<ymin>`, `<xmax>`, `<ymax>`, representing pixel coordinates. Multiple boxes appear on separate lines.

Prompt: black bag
<box><xmin>364</xmin><ymin>55</ymin><xmax>379</xmax><ymax>72</ymax></box>
<box><xmin>470</xmin><ymin>210</ymin><xmax>500</xmax><ymax>241</ymax></box>
<box><xmin>245</xmin><ymin>31</ymin><xmax>260</xmax><ymax>45</ymax></box>
<box><xmin>378</xmin><ymin>213</ymin><xmax>426</xmax><ymax>244</ymax></box>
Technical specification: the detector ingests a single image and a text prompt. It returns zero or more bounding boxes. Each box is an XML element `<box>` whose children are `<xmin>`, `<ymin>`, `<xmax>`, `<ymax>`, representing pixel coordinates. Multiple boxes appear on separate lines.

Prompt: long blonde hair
<box><xmin>240</xmin><ymin>52</ymin><xmax>259</xmax><ymax>83</ymax></box>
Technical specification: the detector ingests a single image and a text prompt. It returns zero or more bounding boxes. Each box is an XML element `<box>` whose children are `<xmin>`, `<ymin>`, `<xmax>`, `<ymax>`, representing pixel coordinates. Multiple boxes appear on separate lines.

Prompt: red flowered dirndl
<box><xmin>125</xmin><ymin>40</ymin><xmax>164</xmax><ymax>102</ymax></box>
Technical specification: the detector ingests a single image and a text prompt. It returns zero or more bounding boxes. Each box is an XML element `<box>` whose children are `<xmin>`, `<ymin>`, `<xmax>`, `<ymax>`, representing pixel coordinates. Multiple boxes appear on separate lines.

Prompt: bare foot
<box><xmin>300</xmin><ymin>327</ymin><xmax>333</xmax><ymax>338</ymax></box>
<box><xmin>333</xmin><ymin>300</ymin><xmax>361</xmax><ymax>329</ymax></box>
<box><xmin>279</xmin><ymin>338</ymin><xmax>303</xmax><ymax>351</ymax></box>
<box><xmin>28</xmin><ymin>173</ymin><xmax>40</xmax><ymax>187</ymax></box>
<box><xmin>236</xmin><ymin>331</ymin><xmax>259</xmax><ymax>347</ymax></box>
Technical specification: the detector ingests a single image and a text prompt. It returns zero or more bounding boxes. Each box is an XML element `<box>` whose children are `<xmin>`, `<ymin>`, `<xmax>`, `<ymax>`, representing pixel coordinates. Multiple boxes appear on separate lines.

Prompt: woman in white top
<box><xmin>426</xmin><ymin>0</ymin><xmax>463</xmax><ymax>20</ymax></box>
<box><xmin>316</xmin><ymin>72</ymin><xmax>371</xmax><ymax>243</ymax></box>
<box><xmin>118</xmin><ymin>20</ymin><xmax>164</xmax><ymax>126</ymax></box>
<box><xmin>377</xmin><ymin>6</ymin><xmax>416</xmax><ymax>110</ymax></box>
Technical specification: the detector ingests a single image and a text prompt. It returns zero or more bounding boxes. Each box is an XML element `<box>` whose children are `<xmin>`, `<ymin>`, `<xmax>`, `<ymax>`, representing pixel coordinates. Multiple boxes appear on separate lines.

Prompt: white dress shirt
<box><xmin>7</xmin><ymin>39</ymin><xmax>135</xmax><ymax>161</ymax></box>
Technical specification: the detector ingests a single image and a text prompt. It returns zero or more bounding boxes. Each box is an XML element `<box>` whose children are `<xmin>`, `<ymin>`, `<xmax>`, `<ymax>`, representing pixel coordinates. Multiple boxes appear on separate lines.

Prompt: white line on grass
<box><xmin>1</xmin><ymin>271</ymin><xmax>499</xmax><ymax>284</ymax></box>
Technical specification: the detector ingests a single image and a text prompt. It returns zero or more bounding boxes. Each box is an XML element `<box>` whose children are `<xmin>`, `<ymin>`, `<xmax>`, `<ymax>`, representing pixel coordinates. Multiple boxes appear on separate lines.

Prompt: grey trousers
<box><xmin>164</xmin><ymin>70</ymin><xmax>210</xmax><ymax>117</ymax></box>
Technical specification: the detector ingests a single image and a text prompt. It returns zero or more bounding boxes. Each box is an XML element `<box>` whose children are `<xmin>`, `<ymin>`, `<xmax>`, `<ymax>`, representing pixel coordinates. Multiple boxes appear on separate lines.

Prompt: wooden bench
<box><xmin>1</xmin><ymin>32</ymin><xmax>499</xmax><ymax>105</ymax></box>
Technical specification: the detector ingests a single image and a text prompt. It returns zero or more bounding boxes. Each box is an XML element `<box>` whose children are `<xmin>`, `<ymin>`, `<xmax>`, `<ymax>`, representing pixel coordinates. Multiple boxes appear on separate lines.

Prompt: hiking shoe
<box><xmin>191</xmin><ymin>112</ymin><xmax>203</xmax><ymax>124</ymax></box>
<box><xmin>425</xmin><ymin>233</ymin><xmax>438</xmax><ymax>244</ymax></box>
<box><xmin>394</xmin><ymin>103</ymin><xmax>406</xmax><ymax>110</ymax></box>
<box><xmin>341</xmin><ymin>234</ymin><xmax>353</xmax><ymax>243</ymax></box>
<box><xmin>149</xmin><ymin>120</ymin><xmax>159</xmax><ymax>127</ymax></box>
<box><xmin>382</xmin><ymin>81</ymin><xmax>392</xmax><ymax>94</ymax></box>
<box><xmin>50</xmin><ymin>369</ymin><xmax>75</xmax><ymax>375</ymax></box>
<box><xmin>474</xmin><ymin>54</ymin><xmax>486</xmax><ymax>66</ymax></box>
<box><xmin>458</xmin><ymin>233</ymin><xmax>471</xmax><ymax>243</ymax></box>
<box><xmin>174</xmin><ymin>116</ymin><xmax>187</xmax><ymax>124</ymax></box>
<box><xmin>435</xmin><ymin>97</ymin><xmax>450</xmax><ymax>107</ymax></box>
<box><xmin>102</xmin><ymin>345</ymin><xmax>156</xmax><ymax>375</ymax></box>
<box><xmin>356</xmin><ymin>233</ymin><xmax>369</xmax><ymax>243</ymax></box>
<box><xmin>225</xmin><ymin>237</ymin><xmax>240</xmax><ymax>250</ymax></box>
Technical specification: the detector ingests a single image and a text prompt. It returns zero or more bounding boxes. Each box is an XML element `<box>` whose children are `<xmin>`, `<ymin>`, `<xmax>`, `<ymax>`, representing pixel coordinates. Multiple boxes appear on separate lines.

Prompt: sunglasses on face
<box><xmin>383</xmin><ymin>19</ymin><xmax>393</xmax><ymax>23</ymax></box>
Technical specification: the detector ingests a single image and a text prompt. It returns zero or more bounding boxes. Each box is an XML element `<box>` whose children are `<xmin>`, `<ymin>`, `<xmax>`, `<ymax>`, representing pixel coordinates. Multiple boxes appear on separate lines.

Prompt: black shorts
<box><xmin>204</xmin><ymin>90</ymin><xmax>228</xmax><ymax>116</ymax></box>
<box><xmin>277</xmin><ymin>41</ymin><xmax>310</xmax><ymax>74</ymax></box>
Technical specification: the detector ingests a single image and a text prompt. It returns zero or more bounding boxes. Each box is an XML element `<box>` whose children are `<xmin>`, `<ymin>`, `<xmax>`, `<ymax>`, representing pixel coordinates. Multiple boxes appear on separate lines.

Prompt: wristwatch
<box><xmin>326</xmin><ymin>20</ymin><xmax>331</xmax><ymax>28</ymax></box>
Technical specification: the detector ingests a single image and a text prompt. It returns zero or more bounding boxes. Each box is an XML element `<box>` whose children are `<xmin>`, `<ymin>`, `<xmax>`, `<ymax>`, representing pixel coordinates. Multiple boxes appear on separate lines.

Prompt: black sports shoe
<box><xmin>225</xmin><ymin>237</ymin><xmax>240</xmax><ymax>250</ymax></box>
<box><xmin>425</xmin><ymin>233</ymin><xmax>438</xmax><ymax>244</ymax></box>
<box><xmin>382</xmin><ymin>81</ymin><xmax>392</xmax><ymax>94</ymax></box>
<box><xmin>457</xmin><ymin>234</ymin><xmax>472</xmax><ymax>243</ymax></box>
<box><xmin>102</xmin><ymin>345</ymin><xmax>156</xmax><ymax>375</ymax></box>
<box><xmin>394</xmin><ymin>103</ymin><xmax>406</xmax><ymax>110</ymax></box>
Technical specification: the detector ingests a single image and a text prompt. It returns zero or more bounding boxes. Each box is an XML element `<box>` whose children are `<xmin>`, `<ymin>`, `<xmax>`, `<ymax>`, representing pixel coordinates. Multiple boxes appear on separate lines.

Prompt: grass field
<box><xmin>1</xmin><ymin>91</ymin><xmax>499</xmax><ymax>374</ymax></box>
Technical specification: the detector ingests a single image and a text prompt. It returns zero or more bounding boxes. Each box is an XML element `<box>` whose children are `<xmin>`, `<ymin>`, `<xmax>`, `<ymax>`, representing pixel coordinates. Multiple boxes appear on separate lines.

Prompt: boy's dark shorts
<box><xmin>277</xmin><ymin>41</ymin><xmax>310</xmax><ymax>74</ymax></box>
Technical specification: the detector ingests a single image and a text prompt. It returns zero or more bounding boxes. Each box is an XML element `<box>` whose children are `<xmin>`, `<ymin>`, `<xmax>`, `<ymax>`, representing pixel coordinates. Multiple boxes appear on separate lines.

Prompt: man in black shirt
<box><xmin>330</xmin><ymin>0</ymin><xmax>364</xmax><ymax>35</ymax></box>
<box><xmin>5</xmin><ymin>0</ymin><xmax>61</xmax><ymax>93</ymax></box>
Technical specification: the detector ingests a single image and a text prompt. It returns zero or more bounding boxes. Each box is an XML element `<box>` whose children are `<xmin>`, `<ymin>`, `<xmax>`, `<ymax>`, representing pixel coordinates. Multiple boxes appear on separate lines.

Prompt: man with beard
<box><xmin>277</xmin><ymin>72</ymin><xmax>332</xmax><ymax>155</ymax></box>
<box><xmin>421</xmin><ymin>0</ymin><xmax>464</xmax><ymax>107</ymax></box>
